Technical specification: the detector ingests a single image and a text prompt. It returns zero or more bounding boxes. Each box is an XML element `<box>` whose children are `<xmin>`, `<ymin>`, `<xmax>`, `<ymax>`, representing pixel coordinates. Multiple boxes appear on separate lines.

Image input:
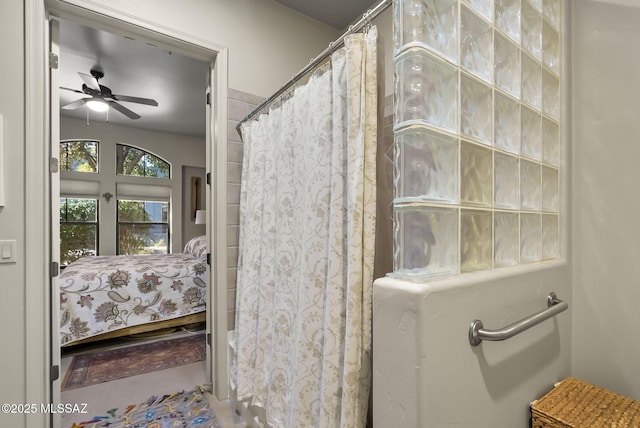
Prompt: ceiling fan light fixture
<box><xmin>86</xmin><ymin>99</ymin><xmax>109</xmax><ymax>112</ymax></box>
<box><xmin>61</xmin><ymin>70</ymin><xmax>156</xmax><ymax>119</ymax></box>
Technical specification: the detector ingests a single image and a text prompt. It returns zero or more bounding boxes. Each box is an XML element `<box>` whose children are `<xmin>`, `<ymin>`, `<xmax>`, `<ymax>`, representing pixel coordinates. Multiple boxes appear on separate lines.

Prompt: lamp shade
<box><xmin>195</xmin><ymin>209</ymin><xmax>206</xmax><ymax>225</ymax></box>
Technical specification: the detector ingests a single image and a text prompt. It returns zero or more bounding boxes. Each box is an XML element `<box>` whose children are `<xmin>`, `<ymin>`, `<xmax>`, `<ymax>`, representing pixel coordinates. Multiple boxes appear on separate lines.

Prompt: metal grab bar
<box><xmin>468</xmin><ymin>292</ymin><xmax>568</xmax><ymax>346</ymax></box>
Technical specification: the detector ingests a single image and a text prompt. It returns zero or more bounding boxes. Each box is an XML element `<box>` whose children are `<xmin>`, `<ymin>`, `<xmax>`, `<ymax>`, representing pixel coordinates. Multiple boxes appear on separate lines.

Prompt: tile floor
<box><xmin>59</xmin><ymin>331</ymin><xmax>246</xmax><ymax>427</ymax></box>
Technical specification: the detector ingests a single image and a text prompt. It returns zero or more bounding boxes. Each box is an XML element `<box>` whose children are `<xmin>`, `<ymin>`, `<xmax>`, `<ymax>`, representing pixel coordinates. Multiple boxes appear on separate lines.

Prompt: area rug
<box><xmin>70</xmin><ymin>385</ymin><xmax>221</xmax><ymax>428</ymax></box>
<box><xmin>62</xmin><ymin>334</ymin><xmax>207</xmax><ymax>391</ymax></box>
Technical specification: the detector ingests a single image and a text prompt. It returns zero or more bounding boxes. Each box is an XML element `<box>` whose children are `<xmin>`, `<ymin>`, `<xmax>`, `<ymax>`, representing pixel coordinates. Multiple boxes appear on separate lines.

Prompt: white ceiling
<box><xmin>58</xmin><ymin>18</ymin><xmax>210</xmax><ymax>138</ymax></box>
<box><xmin>57</xmin><ymin>2</ymin><xmax>378</xmax><ymax>138</ymax></box>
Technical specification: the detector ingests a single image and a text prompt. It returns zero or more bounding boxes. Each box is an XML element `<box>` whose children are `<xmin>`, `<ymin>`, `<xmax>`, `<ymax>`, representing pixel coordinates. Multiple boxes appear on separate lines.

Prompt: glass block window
<box><xmin>392</xmin><ymin>0</ymin><xmax>561</xmax><ymax>279</ymax></box>
<box><xmin>116</xmin><ymin>144</ymin><xmax>170</xmax><ymax>178</ymax></box>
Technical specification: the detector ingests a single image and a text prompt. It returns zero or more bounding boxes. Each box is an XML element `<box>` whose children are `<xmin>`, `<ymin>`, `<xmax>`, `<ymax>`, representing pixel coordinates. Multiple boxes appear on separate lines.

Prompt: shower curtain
<box><xmin>233</xmin><ymin>27</ymin><xmax>378</xmax><ymax>428</ymax></box>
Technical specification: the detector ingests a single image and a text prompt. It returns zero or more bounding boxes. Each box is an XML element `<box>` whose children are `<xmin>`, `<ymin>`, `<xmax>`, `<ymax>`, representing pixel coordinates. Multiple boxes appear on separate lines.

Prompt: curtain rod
<box><xmin>236</xmin><ymin>0</ymin><xmax>392</xmax><ymax>131</ymax></box>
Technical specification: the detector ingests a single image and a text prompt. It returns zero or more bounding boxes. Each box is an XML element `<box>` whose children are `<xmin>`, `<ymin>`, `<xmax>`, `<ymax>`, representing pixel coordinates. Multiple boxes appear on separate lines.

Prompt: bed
<box><xmin>59</xmin><ymin>235</ymin><xmax>208</xmax><ymax>346</ymax></box>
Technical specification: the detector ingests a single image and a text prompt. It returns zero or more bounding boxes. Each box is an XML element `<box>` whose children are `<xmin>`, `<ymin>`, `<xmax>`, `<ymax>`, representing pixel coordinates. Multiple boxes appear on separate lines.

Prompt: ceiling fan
<box><xmin>60</xmin><ymin>69</ymin><xmax>158</xmax><ymax>120</ymax></box>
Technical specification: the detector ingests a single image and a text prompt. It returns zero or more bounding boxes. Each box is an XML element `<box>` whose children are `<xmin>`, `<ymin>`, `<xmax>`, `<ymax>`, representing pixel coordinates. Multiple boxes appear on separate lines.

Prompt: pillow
<box><xmin>183</xmin><ymin>235</ymin><xmax>207</xmax><ymax>260</ymax></box>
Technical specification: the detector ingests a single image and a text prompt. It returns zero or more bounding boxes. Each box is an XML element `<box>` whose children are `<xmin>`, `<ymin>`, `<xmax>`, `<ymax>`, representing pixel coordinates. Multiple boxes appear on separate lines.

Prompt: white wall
<box><xmin>374</xmin><ymin>264</ymin><xmax>572</xmax><ymax>427</ymax></box>
<box><xmin>0</xmin><ymin>1</ymin><xmax>27</xmax><ymax>427</ymax></box>
<box><xmin>61</xmin><ymin>116</ymin><xmax>206</xmax><ymax>252</ymax></box>
<box><xmin>571</xmin><ymin>0</ymin><xmax>640</xmax><ymax>399</ymax></box>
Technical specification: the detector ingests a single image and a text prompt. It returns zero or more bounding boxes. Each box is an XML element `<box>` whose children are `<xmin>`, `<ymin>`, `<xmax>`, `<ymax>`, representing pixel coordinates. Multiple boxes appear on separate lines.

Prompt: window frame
<box><xmin>116</xmin><ymin>143</ymin><xmax>171</xmax><ymax>179</ymax></box>
<box><xmin>59</xmin><ymin>139</ymin><xmax>99</xmax><ymax>174</ymax></box>
<box><xmin>59</xmin><ymin>196</ymin><xmax>99</xmax><ymax>266</ymax></box>
<box><xmin>115</xmin><ymin>198</ymin><xmax>171</xmax><ymax>255</ymax></box>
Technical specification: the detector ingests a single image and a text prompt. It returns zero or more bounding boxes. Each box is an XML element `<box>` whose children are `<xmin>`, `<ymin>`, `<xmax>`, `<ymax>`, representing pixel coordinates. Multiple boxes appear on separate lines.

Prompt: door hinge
<box><xmin>49</xmin><ymin>52</ymin><xmax>59</xmax><ymax>69</ymax></box>
<box><xmin>49</xmin><ymin>157</ymin><xmax>59</xmax><ymax>173</ymax></box>
<box><xmin>51</xmin><ymin>365</ymin><xmax>60</xmax><ymax>382</ymax></box>
<box><xmin>50</xmin><ymin>261</ymin><xmax>59</xmax><ymax>278</ymax></box>
<box><xmin>206</xmin><ymin>253</ymin><xmax>211</xmax><ymax>266</ymax></box>
<box><xmin>206</xmin><ymin>172</ymin><xmax>211</xmax><ymax>185</ymax></box>
<box><xmin>206</xmin><ymin>92</ymin><xmax>211</xmax><ymax>105</ymax></box>
<box><xmin>207</xmin><ymin>333</ymin><xmax>211</xmax><ymax>346</ymax></box>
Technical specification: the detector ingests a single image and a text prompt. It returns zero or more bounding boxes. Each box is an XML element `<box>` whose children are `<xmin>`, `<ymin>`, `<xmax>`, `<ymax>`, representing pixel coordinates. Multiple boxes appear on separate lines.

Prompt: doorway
<box><xmin>37</xmin><ymin>3</ymin><xmax>229</xmax><ymax>427</ymax></box>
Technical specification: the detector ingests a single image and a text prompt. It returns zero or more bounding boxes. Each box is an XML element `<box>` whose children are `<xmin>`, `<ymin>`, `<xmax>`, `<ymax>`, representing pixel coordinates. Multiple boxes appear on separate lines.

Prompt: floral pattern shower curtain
<box><xmin>233</xmin><ymin>27</ymin><xmax>378</xmax><ymax>428</ymax></box>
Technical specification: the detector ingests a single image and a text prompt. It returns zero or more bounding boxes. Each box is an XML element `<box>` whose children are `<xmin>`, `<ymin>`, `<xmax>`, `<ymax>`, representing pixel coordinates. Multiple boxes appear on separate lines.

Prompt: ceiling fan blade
<box><xmin>61</xmin><ymin>98</ymin><xmax>88</xmax><ymax>110</ymax></box>
<box><xmin>109</xmin><ymin>101</ymin><xmax>141</xmax><ymax>119</ymax></box>
<box><xmin>60</xmin><ymin>86</ymin><xmax>85</xmax><ymax>94</ymax></box>
<box><xmin>78</xmin><ymin>72</ymin><xmax>100</xmax><ymax>91</ymax></box>
<box><xmin>111</xmin><ymin>94</ymin><xmax>158</xmax><ymax>106</ymax></box>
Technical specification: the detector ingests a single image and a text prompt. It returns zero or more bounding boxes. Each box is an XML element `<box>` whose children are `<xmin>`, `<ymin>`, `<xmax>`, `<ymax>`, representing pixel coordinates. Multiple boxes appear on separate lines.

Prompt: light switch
<box><xmin>0</xmin><ymin>240</ymin><xmax>16</xmax><ymax>264</ymax></box>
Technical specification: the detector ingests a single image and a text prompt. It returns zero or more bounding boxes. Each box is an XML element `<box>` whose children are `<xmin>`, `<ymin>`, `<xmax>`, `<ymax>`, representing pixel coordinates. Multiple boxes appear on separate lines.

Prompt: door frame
<box><xmin>25</xmin><ymin>2</ymin><xmax>229</xmax><ymax>424</ymax></box>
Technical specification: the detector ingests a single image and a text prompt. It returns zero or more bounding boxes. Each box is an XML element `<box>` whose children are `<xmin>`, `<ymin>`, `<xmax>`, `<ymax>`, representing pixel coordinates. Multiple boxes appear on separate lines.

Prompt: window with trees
<box><xmin>60</xmin><ymin>198</ymin><xmax>98</xmax><ymax>265</ymax></box>
<box><xmin>117</xmin><ymin>199</ymin><xmax>170</xmax><ymax>255</ymax></box>
<box><xmin>59</xmin><ymin>141</ymin><xmax>174</xmax><ymax>259</ymax></box>
<box><xmin>116</xmin><ymin>144</ymin><xmax>170</xmax><ymax>178</ymax></box>
<box><xmin>60</xmin><ymin>140</ymin><xmax>98</xmax><ymax>173</ymax></box>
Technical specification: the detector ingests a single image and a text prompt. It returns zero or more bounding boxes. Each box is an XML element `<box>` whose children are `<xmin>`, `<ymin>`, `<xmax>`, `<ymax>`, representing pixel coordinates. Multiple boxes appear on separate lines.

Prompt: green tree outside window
<box><xmin>60</xmin><ymin>140</ymin><xmax>98</xmax><ymax>173</ymax></box>
<box><xmin>117</xmin><ymin>199</ymin><xmax>169</xmax><ymax>255</ymax></box>
<box><xmin>60</xmin><ymin>198</ymin><xmax>98</xmax><ymax>265</ymax></box>
<box><xmin>116</xmin><ymin>144</ymin><xmax>170</xmax><ymax>178</ymax></box>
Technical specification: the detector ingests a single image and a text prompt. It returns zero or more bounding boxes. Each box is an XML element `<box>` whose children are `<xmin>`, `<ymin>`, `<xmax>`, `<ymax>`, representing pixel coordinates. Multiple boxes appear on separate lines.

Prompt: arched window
<box><xmin>116</xmin><ymin>144</ymin><xmax>170</xmax><ymax>178</ymax></box>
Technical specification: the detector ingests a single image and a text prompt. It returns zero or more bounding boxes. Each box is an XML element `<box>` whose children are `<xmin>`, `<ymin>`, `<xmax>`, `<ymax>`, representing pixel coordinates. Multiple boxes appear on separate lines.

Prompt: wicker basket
<box><xmin>530</xmin><ymin>377</ymin><xmax>640</xmax><ymax>428</ymax></box>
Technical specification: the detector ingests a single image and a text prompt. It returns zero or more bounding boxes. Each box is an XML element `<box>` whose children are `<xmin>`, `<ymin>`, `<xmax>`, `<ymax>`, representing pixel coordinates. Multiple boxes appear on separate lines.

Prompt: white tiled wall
<box><xmin>226</xmin><ymin>88</ymin><xmax>265</xmax><ymax>330</ymax></box>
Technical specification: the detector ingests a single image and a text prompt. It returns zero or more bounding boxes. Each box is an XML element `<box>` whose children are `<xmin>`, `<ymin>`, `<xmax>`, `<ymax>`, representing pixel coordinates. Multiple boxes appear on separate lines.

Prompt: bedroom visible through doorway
<box><xmin>55</xmin><ymin>13</ymin><xmax>210</xmax><ymax>341</ymax></box>
<box><xmin>46</xmin><ymin>8</ymin><xmax>228</xmax><ymax>427</ymax></box>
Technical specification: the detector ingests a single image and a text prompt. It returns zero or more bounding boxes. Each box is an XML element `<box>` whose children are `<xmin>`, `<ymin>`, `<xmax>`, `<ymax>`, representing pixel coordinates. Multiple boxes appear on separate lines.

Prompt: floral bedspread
<box><xmin>59</xmin><ymin>253</ymin><xmax>207</xmax><ymax>346</ymax></box>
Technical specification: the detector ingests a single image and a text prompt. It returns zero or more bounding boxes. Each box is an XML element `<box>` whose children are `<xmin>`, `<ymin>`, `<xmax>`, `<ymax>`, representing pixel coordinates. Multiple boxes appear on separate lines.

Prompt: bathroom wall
<box><xmin>571</xmin><ymin>0</ymin><xmax>640</xmax><ymax>399</ymax></box>
<box><xmin>375</xmin><ymin>95</ymin><xmax>395</xmax><ymax>280</ymax></box>
<box><xmin>371</xmin><ymin>7</ymin><xmax>394</xmax><ymax>97</ymax></box>
<box><xmin>374</xmin><ymin>0</ymin><xmax>640</xmax><ymax>425</ymax></box>
<box><xmin>373</xmin><ymin>1</ymin><xmax>573</xmax><ymax>425</ymax></box>
<box><xmin>225</xmin><ymin>88</ymin><xmax>264</xmax><ymax>330</ymax></box>
<box><xmin>374</xmin><ymin>263</ymin><xmax>572</xmax><ymax>427</ymax></box>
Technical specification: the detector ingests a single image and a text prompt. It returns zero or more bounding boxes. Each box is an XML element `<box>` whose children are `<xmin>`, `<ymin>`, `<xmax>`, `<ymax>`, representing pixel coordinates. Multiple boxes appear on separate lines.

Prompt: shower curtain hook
<box><xmin>364</xmin><ymin>8</ymin><xmax>374</xmax><ymax>32</ymax></box>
